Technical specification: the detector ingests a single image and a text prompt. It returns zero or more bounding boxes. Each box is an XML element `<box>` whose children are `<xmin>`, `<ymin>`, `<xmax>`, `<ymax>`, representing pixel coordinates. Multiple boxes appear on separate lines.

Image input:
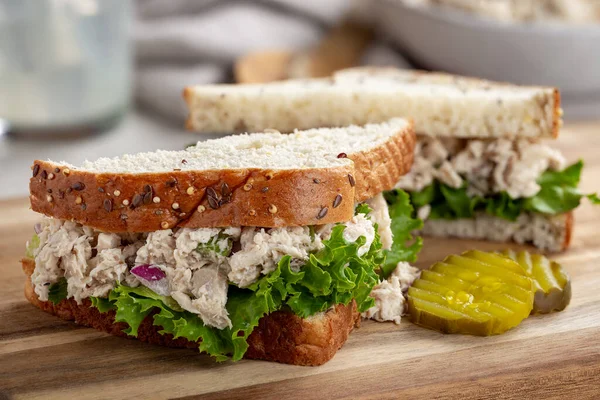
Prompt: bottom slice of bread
<box><xmin>421</xmin><ymin>211</ymin><xmax>573</xmax><ymax>252</ymax></box>
<box><xmin>21</xmin><ymin>259</ymin><xmax>360</xmax><ymax>366</ymax></box>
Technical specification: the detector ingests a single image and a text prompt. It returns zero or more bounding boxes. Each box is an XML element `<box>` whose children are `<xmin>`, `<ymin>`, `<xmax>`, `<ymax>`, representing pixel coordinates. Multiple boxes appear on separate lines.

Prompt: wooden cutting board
<box><xmin>1</xmin><ymin>123</ymin><xmax>600</xmax><ymax>400</ymax></box>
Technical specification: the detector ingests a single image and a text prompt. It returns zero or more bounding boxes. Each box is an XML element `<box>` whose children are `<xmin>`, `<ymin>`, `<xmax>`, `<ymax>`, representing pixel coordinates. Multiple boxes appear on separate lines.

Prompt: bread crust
<box><xmin>29</xmin><ymin>123</ymin><xmax>415</xmax><ymax>232</ymax></box>
<box><xmin>21</xmin><ymin>258</ymin><xmax>360</xmax><ymax>366</ymax></box>
<box><xmin>562</xmin><ymin>211</ymin><xmax>573</xmax><ymax>251</ymax></box>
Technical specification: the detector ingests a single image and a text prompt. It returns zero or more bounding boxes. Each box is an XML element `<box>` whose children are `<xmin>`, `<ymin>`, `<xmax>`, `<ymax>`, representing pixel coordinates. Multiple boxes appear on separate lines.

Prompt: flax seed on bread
<box><xmin>185</xmin><ymin>67</ymin><xmax>561</xmax><ymax>139</ymax></box>
<box><xmin>29</xmin><ymin>119</ymin><xmax>415</xmax><ymax>232</ymax></box>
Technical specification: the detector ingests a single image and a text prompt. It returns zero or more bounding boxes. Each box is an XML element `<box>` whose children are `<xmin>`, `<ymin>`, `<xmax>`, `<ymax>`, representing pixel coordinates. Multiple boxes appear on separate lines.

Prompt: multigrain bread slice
<box><xmin>21</xmin><ymin>258</ymin><xmax>360</xmax><ymax>366</ymax></box>
<box><xmin>184</xmin><ymin>67</ymin><xmax>562</xmax><ymax>139</ymax></box>
<box><xmin>422</xmin><ymin>212</ymin><xmax>573</xmax><ymax>252</ymax></box>
<box><xmin>30</xmin><ymin>119</ymin><xmax>415</xmax><ymax>232</ymax></box>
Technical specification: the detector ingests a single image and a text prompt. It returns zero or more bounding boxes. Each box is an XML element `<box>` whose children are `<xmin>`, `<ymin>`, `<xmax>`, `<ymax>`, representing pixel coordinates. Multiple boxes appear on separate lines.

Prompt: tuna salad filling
<box><xmin>390</xmin><ymin>136</ymin><xmax>598</xmax><ymax>223</ymax></box>
<box><xmin>26</xmin><ymin>192</ymin><xmax>423</xmax><ymax>361</ymax></box>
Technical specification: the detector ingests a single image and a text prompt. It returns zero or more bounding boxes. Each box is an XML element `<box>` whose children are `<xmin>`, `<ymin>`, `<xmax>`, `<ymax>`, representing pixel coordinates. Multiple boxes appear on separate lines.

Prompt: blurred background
<box><xmin>1</xmin><ymin>0</ymin><xmax>599</xmax><ymax>198</ymax></box>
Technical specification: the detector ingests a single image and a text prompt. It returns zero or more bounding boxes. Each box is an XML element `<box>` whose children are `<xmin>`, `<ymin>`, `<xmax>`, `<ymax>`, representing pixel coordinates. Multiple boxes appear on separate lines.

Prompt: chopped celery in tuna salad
<box><xmin>27</xmin><ymin>192</ymin><xmax>422</xmax><ymax>361</ymax></box>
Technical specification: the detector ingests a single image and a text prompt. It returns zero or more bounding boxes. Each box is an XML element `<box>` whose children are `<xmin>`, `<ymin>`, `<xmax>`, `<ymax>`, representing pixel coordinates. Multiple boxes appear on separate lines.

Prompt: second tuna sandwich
<box><xmin>185</xmin><ymin>67</ymin><xmax>598</xmax><ymax>252</ymax></box>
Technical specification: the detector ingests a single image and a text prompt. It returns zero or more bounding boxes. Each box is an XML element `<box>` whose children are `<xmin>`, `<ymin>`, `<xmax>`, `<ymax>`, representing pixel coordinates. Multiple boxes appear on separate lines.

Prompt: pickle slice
<box><xmin>501</xmin><ymin>250</ymin><xmax>571</xmax><ymax>314</ymax></box>
<box><xmin>408</xmin><ymin>250</ymin><xmax>534</xmax><ymax>335</ymax></box>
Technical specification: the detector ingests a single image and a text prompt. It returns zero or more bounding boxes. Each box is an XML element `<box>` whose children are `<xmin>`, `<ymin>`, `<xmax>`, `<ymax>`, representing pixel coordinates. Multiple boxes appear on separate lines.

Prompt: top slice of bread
<box><xmin>29</xmin><ymin>118</ymin><xmax>415</xmax><ymax>232</ymax></box>
<box><xmin>184</xmin><ymin>67</ymin><xmax>561</xmax><ymax>139</ymax></box>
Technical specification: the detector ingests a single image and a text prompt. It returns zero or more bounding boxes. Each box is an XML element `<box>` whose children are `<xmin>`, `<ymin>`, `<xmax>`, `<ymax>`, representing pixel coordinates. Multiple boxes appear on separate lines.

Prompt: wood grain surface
<box><xmin>1</xmin><ymin>123</ymin><xmax>600</xmax><ymax>399</ymax></box>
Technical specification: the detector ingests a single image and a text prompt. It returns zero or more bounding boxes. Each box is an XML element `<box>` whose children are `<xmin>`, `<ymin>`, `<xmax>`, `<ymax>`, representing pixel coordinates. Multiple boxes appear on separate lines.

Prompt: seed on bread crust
<box><xmin>207</xmin><ymin>196</ymin><xmax>219</xmax><ymax>210</ymax></box>
<box><xmin>161</xmin><ymin>221</ymin><xmax>169</xmax><ymax>229</ymax></box>
<box><xmin>261</xmin><ymin>187</ymin><xmax>269</xmax><ymax>193</ymax></box>
<box><xmin>206</xmin><ymin>187</ymin><xmax>218</xmax><ymax>200</ymax></box>
<box><xmin>221</xmin><ymin>182</ymin><xmax>231</xmax><ymax>197</ymax></box>
<box><xmin>113</xmin><ymin>190</ymin><xmax>121</xmax><ymax>197</ymax></box>
<box><xmin>103</xmin><ymin>199</ymin><xmax>113</xmax><ymax>212</ymax></box>
<box><xmin>32</xmin><ymin>164</ymin><xmax>40</xmax><ymax>177</ymax></box>
<box><xmin>317</xmin><ymin>207</ymin><xmax>328</xmax><ymax>219</ymax></box>
<box><xmin>153</xmin><ymin>196</ymin><xmax>161</xmax><ymax>204</ymax></box>
<box><xmin>243</xmin><ymin>183</ymin><xmax>253</xmax><ymax>191</ymax></box>
<box><xmin>98</xmin><ymin>187</ymin><xmax>105</xmax><ymax>193</ymax></box>
<box><xmin>268</xmin><ymin>204</ymin><xmax>277</xmax><ymax>214</ymax></box>
<box><xmin>197</xmin><ymin>205</ymin><xmax>206</xmax><ymax>213</ymax></box>
<box><xmin>46</xmin><ymin>195</ymin><xmax>53</xmax><ymax>203</ymax></box>
<box><xmin>313</xmin><ymin>178</ymin><xmax>320</xmax><ymax>184</ymax></box>
<box><xmin>337</xmin><ymin>153</ymin><xmax>347</xmax><ymax>158</ymax></box>
<box><xmin>47</xmin><ymin>173</ymin><xmax>55</xmax><ymax>180</ymax></box>
<box><xmin>333</xmin><ymin>194</ymin><xmax>343</xmax><ymax>208</ymax></box>
<box><xmin>249</xmin><ymin>209</ymin><xmax>256</xmax><ymax>216</ymax></box>
<box><xmin>122</xmin><ymin>199</ymin><xmax>129</xmax><ymax>206</ymax></box>
<box><xmin>143</xmin><ymin>191</ymin><xmax>153</xmax><ymax>205</ymax></box>
<box><xmin>62</xmin><ymin>168</ymin><xmax>70</xmax><ymax>176</ymax></box>
<box><xmin>54</xmin><ymin>167</ymin><xmax>60</xmax><ymax>173</ymax></box>
<box><xmin>132</xmin><ymin>194</ymin><xmax>143</xmax><ymax>208</ymax></box>
<box><xmin>348</xmin><ymin>174</ymin><xmax>356</xmax><ymax>187</ymax></box>
<box><xmin>186</xmin><ymin>186</ymin><xmax>195</xmax><ymax>195</ymax></box>
<box><xmin>75</xmin><ymin>196</ymin><xmax>82</xmax><ymax>205</ymax></box>
<box><xmin>172</xmin><ymin>202</ymin><xmax>180</xmax><ymax>210</ymax></box>
<box><xmin>72</xmin><ymin>182</ymin><xmax>85</xmax><ymax>191</ymax></box>
<box><xmin>166</xmin><ymin>178</ymin><xmax>177</xmax><ymax>187</ymax></box>
<box><xmin>41</xmin><ymin>170</ymin><xmax>48</xmax><ymax>179</ymax></box>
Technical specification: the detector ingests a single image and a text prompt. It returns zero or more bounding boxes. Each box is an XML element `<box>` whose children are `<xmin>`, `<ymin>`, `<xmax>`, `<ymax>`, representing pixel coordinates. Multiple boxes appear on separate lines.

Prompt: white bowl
<box><xmin>374</xmin><ymin>0</ymin><xmax>600</xmax><ymax>117</ymax></box>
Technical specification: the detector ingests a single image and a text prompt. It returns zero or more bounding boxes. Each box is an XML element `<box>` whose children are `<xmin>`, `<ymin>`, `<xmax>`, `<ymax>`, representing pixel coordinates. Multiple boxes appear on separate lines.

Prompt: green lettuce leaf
<box><xmin>355</xmin><ymin>202</ymin><xmax>372</xmax><ymax>215</ymax></box>
<box><xmin>90</xmin><ymin>296</ymin><xmax>116</xmax><ymax>313</ymax></box>
<box><xmin>408</xmin><ymin>160</ymin><xmax>598</xmax><ymax>221</ymax></box>
<box><xmin>48</xmin><ymin>278</ymin><xmax>68</xmax><ymax>305</ymax></box>
<box><xmin>537</xmin><ymin>160</ymin><xmax>582</xmax><ymax>186</ymax></box>
<box><xmin>439</xmin><ymin>184</ymin><xmax>483</xmax><ymax>218</ymax></box>
<box><xmin>523</xmin><ymin>160</ymin><xmax>597</xmax><ymax>215</ymax></box>
<box><xmin>409</xmin><ymin>183</ymin><xmax>436</xmax><ymax>209</ymax></box>
<box><xmin>524</xmin><ymin>185</ymin><xmax>583</xmax><ymax>214</ymax></box>
<box><xmin>283</xmin><ymin>224</ymin><xmax>381</xmax><ymax>315</ymax></box>
<box><xmin>588</xmin><ymin>193</ymin><xmax>600</xmax><ymax>204</ymax></box>
<box><xmin>485</xmin><ymin>192</ymin><xmax>524</xmax><ymax>221</ymax></box>
<box><xmin>382</xmin><ymin>190</ymin><xmax>423</xmax><ymax>278</ymax></box>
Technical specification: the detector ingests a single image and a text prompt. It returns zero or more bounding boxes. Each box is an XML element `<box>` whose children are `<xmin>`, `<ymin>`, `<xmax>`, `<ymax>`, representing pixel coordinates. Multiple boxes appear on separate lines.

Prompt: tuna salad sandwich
<box><xmin>22</xmin><ymin>119</ymin><xmax>423</xmax><ymax>365</ymax></box>
<box><xmin>184</xmin><ymin>67</ymin><xmax>599</xmax><ymax>252</ymax></box>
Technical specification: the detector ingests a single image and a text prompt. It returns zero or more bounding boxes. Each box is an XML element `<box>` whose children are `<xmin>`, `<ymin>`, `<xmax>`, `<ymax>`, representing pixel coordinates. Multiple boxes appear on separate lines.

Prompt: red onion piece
<box><xmin>131</xmin><ymin>264</ymin><xmax>170</xmax><ymax>296</ymax></box>
<box><xmin>131</xmin><ymin>264</ymin><xmax>166</xmax><ymax>281</ymax></box>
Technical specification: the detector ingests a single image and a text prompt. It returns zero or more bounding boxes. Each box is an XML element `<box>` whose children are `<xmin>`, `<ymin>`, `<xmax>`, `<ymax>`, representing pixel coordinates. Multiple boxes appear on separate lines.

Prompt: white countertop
<box><xmin>0</xmin><ymin>111</ymin><xmax>224</xmax><ymax>200</ymax></box>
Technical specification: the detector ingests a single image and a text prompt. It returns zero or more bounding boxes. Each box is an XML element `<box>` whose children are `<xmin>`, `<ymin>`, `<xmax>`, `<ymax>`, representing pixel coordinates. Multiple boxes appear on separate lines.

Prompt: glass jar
<box><xmin>0</xmin><ymin>0</ymin><xmax>132</xmax><ymax>137</ymax></box>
